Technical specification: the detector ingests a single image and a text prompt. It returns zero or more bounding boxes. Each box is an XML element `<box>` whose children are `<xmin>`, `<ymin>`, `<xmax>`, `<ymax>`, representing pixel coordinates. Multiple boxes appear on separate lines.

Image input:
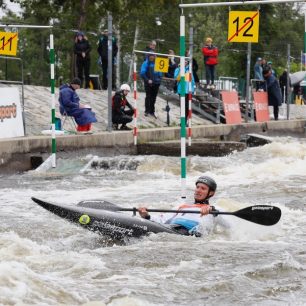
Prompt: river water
<box><xmin>0</xmin><ymin>136</ymin><xmax>305</xmax><ymax>306</ymax></box>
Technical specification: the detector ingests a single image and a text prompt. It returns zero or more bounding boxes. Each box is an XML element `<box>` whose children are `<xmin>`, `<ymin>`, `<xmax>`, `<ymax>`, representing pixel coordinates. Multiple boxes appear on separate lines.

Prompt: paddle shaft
<box><xmin>119</xmin><ymin>208</ymin><xmax>219</xmax><ymax>214</ymax></box>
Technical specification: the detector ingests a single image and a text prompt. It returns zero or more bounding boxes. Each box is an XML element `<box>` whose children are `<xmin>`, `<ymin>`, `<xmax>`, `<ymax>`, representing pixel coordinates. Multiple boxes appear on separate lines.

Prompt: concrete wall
<box><xmin>1</xmin><ymin>119</ymin><xmax>305</xmax><ymax>173</ymax></box>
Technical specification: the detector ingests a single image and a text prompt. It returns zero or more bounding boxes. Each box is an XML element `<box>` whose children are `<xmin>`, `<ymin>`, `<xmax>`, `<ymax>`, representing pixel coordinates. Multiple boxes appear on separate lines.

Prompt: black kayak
<box><xmin>31</xmin><ymin>197</ymin><xmax>183</xmax><ymax>240</ymax></box>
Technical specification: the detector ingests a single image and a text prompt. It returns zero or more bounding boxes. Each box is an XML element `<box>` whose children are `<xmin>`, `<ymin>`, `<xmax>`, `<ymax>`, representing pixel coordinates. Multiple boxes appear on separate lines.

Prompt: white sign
<box><xmin>0</xmin><ymin>87</ymin><xmax>24</xmax><ymax>138</ymax></box>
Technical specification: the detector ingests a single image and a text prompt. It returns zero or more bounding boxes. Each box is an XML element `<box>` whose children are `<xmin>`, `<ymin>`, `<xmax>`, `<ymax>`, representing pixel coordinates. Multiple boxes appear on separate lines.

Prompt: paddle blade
<box><xmin>77</xmin><ymin>199</ymin><xmax>121</xmax><ymax>211</ymax></box>
<box><xmin>234</xmin><ymin>205</ymin><xmax>281</xmax><ymax>226</ymax></box>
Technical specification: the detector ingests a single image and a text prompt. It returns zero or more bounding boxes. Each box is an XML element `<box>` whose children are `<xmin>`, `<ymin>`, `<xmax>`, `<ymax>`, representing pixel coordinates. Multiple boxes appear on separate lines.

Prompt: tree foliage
<box><xmin>0</xmin><ymin>0</ymin><xmax>304</xmax><ymax>86</ymax></box>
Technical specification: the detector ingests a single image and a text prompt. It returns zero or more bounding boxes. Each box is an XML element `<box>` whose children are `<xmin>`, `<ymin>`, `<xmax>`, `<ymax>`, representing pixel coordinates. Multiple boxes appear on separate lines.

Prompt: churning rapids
<box><xmin>0</xmin><ymin>136</ymin><xmax>305</xmax><ymax>306</ymax></box>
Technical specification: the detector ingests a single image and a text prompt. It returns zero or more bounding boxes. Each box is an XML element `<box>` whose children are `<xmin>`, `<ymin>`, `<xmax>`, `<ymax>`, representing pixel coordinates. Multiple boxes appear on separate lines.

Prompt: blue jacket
<box><xmin>140</xmin><ymin>59</ymin><xmax>162</xmax><ymax>85</ymax></box>
<box><xmin>174</xmin><ymin>65</ymin><xmax>195</xmax><ymax>95</ymax></box>
<box><xmin>59</xmin><ymin>84</ymin><xmax>97</xmax><ymax>125</ymax></box>
<box><xmin>254</xmin><ymin>63</ymin><xmax>263</xmax><ymax>80</ymax></box>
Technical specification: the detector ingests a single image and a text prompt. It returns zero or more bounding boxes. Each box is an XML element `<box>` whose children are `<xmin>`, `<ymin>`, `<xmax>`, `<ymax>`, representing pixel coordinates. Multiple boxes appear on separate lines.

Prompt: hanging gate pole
<box><xmin>133</xmin><ymin>61</ymin><xmax>138</xmax><ymax>145</ymax></box>
<box><xmin>50</xmin><ymin>33</ymin><xmax>56</xmax><ymax>168</ymax></box>
<box><xmin>179</xmin><ymin>15</ymin><xmax>187</xmax><ymax>199</ymax></box>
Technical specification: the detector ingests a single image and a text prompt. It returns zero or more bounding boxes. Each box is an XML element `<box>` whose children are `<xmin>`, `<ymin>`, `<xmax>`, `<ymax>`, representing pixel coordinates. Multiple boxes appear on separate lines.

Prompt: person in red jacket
<box><xmin>201</xmin><ymin>37</ymin><xmax>218</xmax><ymax>89</ymax></box>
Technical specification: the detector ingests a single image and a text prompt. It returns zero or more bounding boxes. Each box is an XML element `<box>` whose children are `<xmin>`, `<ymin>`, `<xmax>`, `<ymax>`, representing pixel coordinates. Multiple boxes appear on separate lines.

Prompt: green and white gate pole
<box><xmin>179</xmin><ymin>15</ymin><xmax>186</xmax><ymax>199</ymax></box>
<box><xmin>50</xmin><ymin>33</ymin><xmax>56</xmax><ymax>168</ymax></box>
<box><xmin>304</xmin><ymin>11</ymin><xmax>306</xmax><ymax>95</ymax></box>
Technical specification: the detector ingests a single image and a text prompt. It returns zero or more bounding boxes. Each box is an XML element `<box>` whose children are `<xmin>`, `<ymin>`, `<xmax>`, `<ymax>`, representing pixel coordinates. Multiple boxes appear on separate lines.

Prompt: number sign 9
<box><xmin>154</xmin><ymin>57</ymin><xmax>169</xmax><ymax>73</ymax></box>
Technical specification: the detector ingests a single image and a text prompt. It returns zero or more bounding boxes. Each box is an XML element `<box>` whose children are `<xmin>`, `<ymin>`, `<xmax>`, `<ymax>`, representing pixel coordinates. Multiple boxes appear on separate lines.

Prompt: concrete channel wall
<box><xmin>1</xmin><ymin>119</ymin><xmax>305</xmax><ymax>173</ymax></box>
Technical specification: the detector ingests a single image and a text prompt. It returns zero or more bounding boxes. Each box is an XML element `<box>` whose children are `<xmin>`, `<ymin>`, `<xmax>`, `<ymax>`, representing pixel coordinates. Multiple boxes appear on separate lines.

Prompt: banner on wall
<box><xmin>0</xmin><ymin>87</ymin><xmax>25</xmax><ymax>139</ymax></box>
<box><xmin>253</xmin><ymin>91</ymin><xmax>270</xmax><ymax>122</ymax></box>
<box><xmin>221</xmin><ymin>91</ymin><xmax>242</xmax><ymax>124</ymax></box>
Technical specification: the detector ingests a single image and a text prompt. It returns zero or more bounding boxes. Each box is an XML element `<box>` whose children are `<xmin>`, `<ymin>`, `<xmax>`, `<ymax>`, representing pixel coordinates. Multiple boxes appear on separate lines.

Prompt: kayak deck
<box><xmin>31</xmin><ymin>197</ymin><xmax>184</xmax><ymax>240</ymax></box>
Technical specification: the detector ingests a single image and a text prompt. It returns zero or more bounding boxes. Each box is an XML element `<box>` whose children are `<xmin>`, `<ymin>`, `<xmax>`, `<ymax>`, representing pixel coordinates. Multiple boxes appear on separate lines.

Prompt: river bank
<box><xmin>0</xmin><ymin>84</ymin><xmax>306</xmax><ymax>172</ymax></box>
<box><xmin>1</xmin><ymin>119</ymin><xmax>305</xmax><ymax>173</ymax></box>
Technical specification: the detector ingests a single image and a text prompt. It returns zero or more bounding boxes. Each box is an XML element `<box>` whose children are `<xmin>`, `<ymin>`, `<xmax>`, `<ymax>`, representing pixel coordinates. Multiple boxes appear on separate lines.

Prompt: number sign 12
<box><xmin>228</xmin><ymin>11</ymin><xmax>259</xmax><ymax>43</ymax></box>
<box><xmin>0</xmin><ymin>32</ymin><xmax>18</xmax><ymax>56</ymax></box>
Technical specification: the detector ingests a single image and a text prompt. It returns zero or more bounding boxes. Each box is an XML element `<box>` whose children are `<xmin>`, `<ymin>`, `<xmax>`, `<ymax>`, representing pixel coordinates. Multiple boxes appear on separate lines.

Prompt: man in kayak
<box><xmin>138</xmin><ymin>176</ymin><xmax>229</xmax><ymax>236</ymax></box>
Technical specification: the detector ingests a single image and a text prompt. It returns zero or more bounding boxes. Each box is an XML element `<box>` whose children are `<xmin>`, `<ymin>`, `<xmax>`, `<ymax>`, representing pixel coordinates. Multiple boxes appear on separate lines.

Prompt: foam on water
<box><xmin>0</xmin><ymin>136</ymin><xmax>305</xmax><ymax>305</ymax></box>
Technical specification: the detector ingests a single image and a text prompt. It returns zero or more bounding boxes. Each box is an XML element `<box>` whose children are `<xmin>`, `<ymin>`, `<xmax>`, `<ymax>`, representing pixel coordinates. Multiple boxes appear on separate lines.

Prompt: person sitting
<box><xmin>138</xmin><ymin>176</ymin><xmax>229</xmax><ymax>236</ymax></box>
<box><xmin>58</xmin><ymin>77</ymin><xmax>97</xmax><ymax>132</ymax></box>
<box><xmin>112</xmin><ymin>83</ymin><xmax>134</xmax><ymax>130</ymax></box>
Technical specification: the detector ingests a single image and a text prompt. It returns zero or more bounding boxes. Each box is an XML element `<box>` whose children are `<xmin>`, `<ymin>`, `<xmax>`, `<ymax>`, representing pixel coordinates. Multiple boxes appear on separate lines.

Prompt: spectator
<box><xmin>174</xmin><ymin>59</ymin><xmax>195</xmax><ymax>124</ymax></box>
<box><xmin>97</xmin><ymin>29</ymin><xmax>118</xmax><ymax>90</ymax></box>
<box><xmin>279</xmin><ymin>70</ymin><xmax>290</xmax><ymax>103</ymax></box>
<box><xmin>112</xmin><ymin>84</ymin><xmax>134</xmax><ymax>130</ymax></box>
<box><xmin>254</xmin><ymin>57</ymin><xmax>264</xmax><ymax>91</ymax></box>
<box><xmin>263</xmin><ymin>65</ymin><xmax>282</xmax><ymax>121</ymax></box>
<box><xmin>59</xmin><ymin>78</ymin><xmax>97</xmax><ymax>132</ymax></box>
<box><xmin>165</xmin><ymin>49</ymin><xmax>178</xmax><ymax>79</ymax></box>
<box><xmin>140</xmin><ymin>53</ymin><xmax>162</xmax><ymax>118</ymax></box>
<box><xmin>267</xmin><ymin>61</ymin><xmax>277</xmax><ymax>77</ymax></box>
<box><xmin>144</xmin><ymin>40</ymin><xmax>156</xmax><ymax>61</ymax></box>
<box><xmin>201</xmin><ymin>37</ymin><xmax>218</xmax><ymax>89</ymax></box>
<box><xmin>74</xmin><ymin>32</ymin><xmax>91</xmax><ymax>89</ymax></box>
<box><xmin>186</xmin><ymin>49</ymin><xmax>200</xmax><ymax>87</ymax></box>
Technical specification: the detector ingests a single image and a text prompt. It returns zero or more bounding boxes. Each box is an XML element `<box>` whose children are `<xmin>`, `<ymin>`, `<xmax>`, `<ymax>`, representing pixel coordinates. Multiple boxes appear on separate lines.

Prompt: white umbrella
<box><xmin>289</xmin><ymin>71</ymin><xmax>306</xmax><ymax>86</ymax></box>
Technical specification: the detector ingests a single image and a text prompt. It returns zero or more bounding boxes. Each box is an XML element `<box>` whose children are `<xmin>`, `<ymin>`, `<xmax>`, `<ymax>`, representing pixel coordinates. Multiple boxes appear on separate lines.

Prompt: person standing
<box><xmin>59</xmin><ymin>78</ymin><xmax>97</xmax><ymax>132</ymax></box>
<box><xmin>263</xmin><ymin>65</ymin><xmax>282</xmax><ymax>121</ymax></box>
<box><xmin>174</xmin><ymin>59</ymin><xmax>195</xmax><ymax>124</ymax></box>
<box><xmin>140</xmin><ymin>53</ymin><xmax>162</xmax><ymax>118</ymax></box>
<box><xmin>165</xmin><ymin>49</ymin><xmax>178</xmax><ymax>79</ymax></box>
<box><xmin>201</xmin><ymin>37</ymin><xmax>218</xmax><ymax>89</ymax></box>
<box><xmin>74</xmin><ymin>32</ymin><xmax>91</xmax><ymax>89</ymax></box>
<box><xmin>143</xmin><ymin>40</ymin><xmax>156</xmax><ymax>61</ymax></box>
<box><xmin>186</xmin><ymin>49</ymin><xmax>199</xmax><ymax>87</ymax></box>
<box><xmin>254</xmin><ymin>57</ymin><xmax>264</xmax><ymax>91</ymax></box>
<box><xmin>112</xmin><ymin>84</ymin><xmax>134</xmax><ymax>130</ymax></box>
<box><xmin>97</xmin><ymin>29</ymin><xmax>118</xmax><ymax>90</ymax></box>
<box><xmin>279</xmin><ymin>69</ymin><xmax>290</xmax><ymax>103</ymax></box>
<box><xmin>267</xmin><ymin>61</ymin><xmax>277</xmax><ymax>77</ymax></box>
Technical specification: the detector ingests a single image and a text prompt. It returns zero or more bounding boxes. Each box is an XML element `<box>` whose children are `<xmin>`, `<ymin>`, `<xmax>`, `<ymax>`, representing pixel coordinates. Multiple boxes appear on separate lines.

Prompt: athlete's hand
<box><xmin>200</xmin><ymin>205</ymin><xmax>211</xmax><ymax>216</ymax></box>
<box><xmin>138</xmin><ymin>207</ymin><xmax>149</xmax><ymax>218</ymax></box>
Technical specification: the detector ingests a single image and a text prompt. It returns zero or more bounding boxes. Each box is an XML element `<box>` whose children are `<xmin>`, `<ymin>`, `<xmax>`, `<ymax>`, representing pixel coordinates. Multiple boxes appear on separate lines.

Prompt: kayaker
<box><xmin>138</xmin><ymin>176</ymin><xmax>229</xmax><ymax>236</ymax></box>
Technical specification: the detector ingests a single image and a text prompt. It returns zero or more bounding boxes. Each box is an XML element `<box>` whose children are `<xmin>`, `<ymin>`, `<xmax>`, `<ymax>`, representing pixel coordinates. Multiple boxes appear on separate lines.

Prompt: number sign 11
<box><xmin>228</xmin><ymin>11</ymin><xmax>259</xmax><ymax>43</ymax></box>
<box><xmin>0</xmin><ymin>32</ymin><xmax>18</xmax><ymax>56</ymax></box>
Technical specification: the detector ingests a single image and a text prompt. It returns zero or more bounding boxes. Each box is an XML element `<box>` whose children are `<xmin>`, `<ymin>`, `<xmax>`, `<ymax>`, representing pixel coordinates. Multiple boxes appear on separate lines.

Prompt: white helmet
<box><xmin>120</xmin><ymin>84</ymin><xmax>131</xmax><ymax>91</ymax></box>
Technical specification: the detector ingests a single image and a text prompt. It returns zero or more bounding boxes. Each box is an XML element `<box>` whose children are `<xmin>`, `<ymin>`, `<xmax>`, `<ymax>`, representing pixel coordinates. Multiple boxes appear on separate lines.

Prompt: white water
<box><xmin>0</xmin><ymin>136</ymin><xmax>305</xmax><ymax>305</ymax></box>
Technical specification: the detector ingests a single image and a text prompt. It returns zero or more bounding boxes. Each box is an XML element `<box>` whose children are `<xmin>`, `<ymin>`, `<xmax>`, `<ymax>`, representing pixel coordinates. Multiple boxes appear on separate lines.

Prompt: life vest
<box><xmin>177</xmin><ymin>203</ymin><xmax>207</xmax><ymax>211</ymax></box>
<box><xmin>168</xmin><ymin>203</ymin><xmax>210</xmax><ymax>231</ymax></box>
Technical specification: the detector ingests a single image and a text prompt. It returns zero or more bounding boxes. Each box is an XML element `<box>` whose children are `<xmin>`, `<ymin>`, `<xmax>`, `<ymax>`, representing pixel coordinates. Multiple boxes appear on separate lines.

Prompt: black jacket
<box><xmin>112</xmin><ymin>91</ymin><xmax>134</xmax><ymax>116</ymax></box>
<box><xmin>74</xmin><ymin>38</ymin><xmax>91</xmax><ymax>60</ymax></box>
<box><xmin>97</xmin><ymin>35</ymin><xmax>118</xmax><ymax>60</ymax></box>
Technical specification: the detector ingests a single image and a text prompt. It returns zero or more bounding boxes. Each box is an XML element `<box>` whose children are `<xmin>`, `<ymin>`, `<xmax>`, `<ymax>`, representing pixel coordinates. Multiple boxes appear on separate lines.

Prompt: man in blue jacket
<box><xmin>140</xmin><ymin>53</ymin><xmax>162</xmax><ymax>118</ymax></box>
<box><xmin>59</xmin><ymin>78</ymin><xmax>97</xmax><ymax>132</ymax></box>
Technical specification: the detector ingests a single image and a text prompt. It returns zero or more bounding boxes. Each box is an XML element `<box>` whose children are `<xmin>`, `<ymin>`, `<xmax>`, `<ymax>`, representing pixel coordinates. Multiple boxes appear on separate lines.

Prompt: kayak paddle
<box><xmin>77</xmin><ymin>200</ymin><xmax>281</xmax><ymax>226</ymax></box>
